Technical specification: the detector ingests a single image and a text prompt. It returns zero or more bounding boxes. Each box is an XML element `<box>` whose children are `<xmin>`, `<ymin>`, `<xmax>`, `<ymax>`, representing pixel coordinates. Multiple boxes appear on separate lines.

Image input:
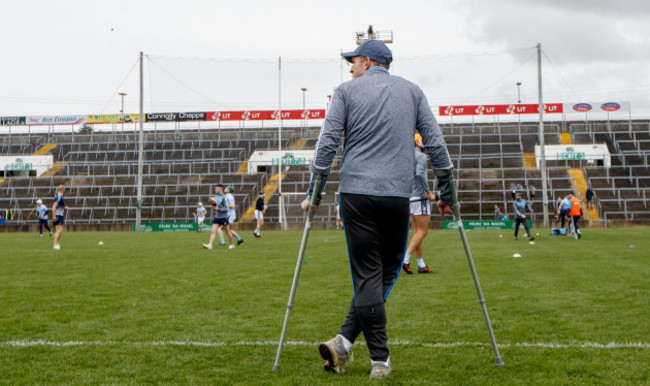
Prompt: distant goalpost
<box><xmin>278</xmin><ymin>192</ymin><xmax>337</xmax><ymax>228</ymax></box>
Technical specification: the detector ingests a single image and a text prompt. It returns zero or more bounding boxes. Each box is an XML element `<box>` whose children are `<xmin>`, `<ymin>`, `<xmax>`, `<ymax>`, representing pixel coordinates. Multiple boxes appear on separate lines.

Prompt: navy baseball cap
<box><xmin>341</xmin><ymin>40</ymin><xmax>393</xmax><ymax>65</ymax></box>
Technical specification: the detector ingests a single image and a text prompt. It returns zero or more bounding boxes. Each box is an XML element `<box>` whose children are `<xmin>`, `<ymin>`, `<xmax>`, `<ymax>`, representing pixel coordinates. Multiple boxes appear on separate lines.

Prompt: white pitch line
<box><xmin>1</xmin><ymin>340</ymin><xmax>649</xmax><ymax>349</ymax></box>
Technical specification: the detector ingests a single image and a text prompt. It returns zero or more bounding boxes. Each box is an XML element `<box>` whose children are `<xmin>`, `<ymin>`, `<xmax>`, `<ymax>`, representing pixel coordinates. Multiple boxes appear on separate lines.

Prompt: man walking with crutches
<box><xmin>300</xmin><ymin>39</ymin><xmax>453</xmax><ymax>378</ymax></box>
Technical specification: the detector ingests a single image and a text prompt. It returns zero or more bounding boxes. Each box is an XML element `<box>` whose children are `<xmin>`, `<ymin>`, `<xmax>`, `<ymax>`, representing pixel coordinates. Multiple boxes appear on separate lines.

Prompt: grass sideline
<box><xmin>1</xmin><ymin>227</ymin><xmax>648</xmax><ymax>384</ymax></box>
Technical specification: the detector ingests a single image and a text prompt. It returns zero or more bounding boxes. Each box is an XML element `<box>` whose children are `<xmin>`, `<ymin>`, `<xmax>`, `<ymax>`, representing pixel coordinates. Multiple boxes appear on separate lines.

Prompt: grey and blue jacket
<box><xmin>307</xmin><ymin>66</ymin><xmax>453</xmax><ymax>203</ymax></box>
<box><xmin>411</xmin><ymin>147</ymin><xmax>430</xmax><ymax>200</ymax></box>
<box><xmin>513</xmin><ymin>199</ymin><xmax>532</xmax><ymax>219</ymax></box>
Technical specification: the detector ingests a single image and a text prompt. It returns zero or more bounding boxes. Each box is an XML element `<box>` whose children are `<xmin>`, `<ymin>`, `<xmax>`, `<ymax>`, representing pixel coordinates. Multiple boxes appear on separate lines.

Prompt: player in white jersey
<box><xmin>219</xmin><ymin>186</ymin><xmax>243</xmax><ymax>245</ymax></box>
<box><xmin>35</xmin><ymin>199</ymin><xmax>52</xmax><ymax>237</ymax></box>
<box><xmin>193</xmin><ymin>202</ymin><xmax>207</xmax><ymax>232</ymax></box>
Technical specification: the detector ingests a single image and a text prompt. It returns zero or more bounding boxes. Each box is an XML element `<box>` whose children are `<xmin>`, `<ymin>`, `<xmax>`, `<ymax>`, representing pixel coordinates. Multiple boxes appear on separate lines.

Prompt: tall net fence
<box><xmin>145</xmin><ymin>47</ymin><xmax>638</xmax><ymax>125</ymax></box>
<box><xmin>146</xmin><ymin>50</ymin><xmax>544</xmax><ymax>114</ymax></box>
<box><xmin>147</xmin><ymin>56</ymin><xmax>343</xmax><ymax>112</ymax></box>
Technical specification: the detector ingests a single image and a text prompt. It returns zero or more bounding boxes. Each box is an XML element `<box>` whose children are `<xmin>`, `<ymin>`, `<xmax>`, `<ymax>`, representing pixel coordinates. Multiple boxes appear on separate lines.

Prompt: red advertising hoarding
<box><xmin>438</xmin><ymin>103</ymin><xmax>563</xmax><ymax>116</ymax></box>
<box><xmin>206</xmin><ymin>109</ymin><xmax>326</xmax><ymax>121</ymax></box>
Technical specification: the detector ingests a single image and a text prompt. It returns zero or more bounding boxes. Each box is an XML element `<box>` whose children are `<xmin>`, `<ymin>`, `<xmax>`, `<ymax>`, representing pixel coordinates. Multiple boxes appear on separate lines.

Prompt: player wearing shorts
<box><xmin>220</xmin><ymin>186</ymin><xmax>243</xmax><ymax>245</ymax></box>
<box><xmin>193</xmin><ymin>202</ymin><xmax>207</xmax><ymax>232</ymax></box>
<box><xmin>402</xmin><ymin>134</ymin><xmax>436</xmax><ymax>274</ymax></box>
<box><xmin>253</xmin><ymin>192</ymin><xmax>266</xmax><ymax>238</ymax></box>
<box><xmin>52</xmin><ymin>185</ymin><xmax>69</xmax><ymax>250</ymax></box>
<box><xmin>202</xmin><ymin>185</ymin><xmax>235</xmax><ymax>250</ymax></box>
<box><xmin>36</xmin><ymin>199</ymin><xmax>52</xmax><ymax>237</ymax></box>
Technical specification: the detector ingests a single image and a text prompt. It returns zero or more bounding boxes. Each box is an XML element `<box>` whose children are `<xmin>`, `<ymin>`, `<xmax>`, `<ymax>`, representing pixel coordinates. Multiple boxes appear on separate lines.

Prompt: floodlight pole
<box><xmin>537</xmin><ymin>43</ymin><xmax>550</xmax><ymax>228</ymax></box>
<box><xmin>119</xmin><ymin>92</ymin><xmax>127</xmax><ymax>114</ymax></box>
<box><xmin>516</xmin><ymin>82</ymin><xmax>522</xmax><ymax>128</ymax></box>
<box><xmin>516</xmin><ymin>82</ymin><xmax>521</xmax><ymax>104</ymax></box>
<box><xmin>301</xmin><ymin>87</ymin><xmax>307</xmax><ymax>135</ymax></box>
<box><xmin>278</xmin><ymin>56</ymin><xmax>285</xmax><ymax>230</ymax></box>
<box><xmin>136</xmin><ymin>51</ymin><xmax>144</xmax><ymax>231</ymax></box>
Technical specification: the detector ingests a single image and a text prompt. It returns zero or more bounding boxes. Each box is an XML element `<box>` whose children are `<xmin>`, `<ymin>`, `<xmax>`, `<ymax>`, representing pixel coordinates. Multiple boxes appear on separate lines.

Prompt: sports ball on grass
<box><xmin>98</xmin><ymin>241</ymin><xmax>104</xmax><ymax>246</ymax></box>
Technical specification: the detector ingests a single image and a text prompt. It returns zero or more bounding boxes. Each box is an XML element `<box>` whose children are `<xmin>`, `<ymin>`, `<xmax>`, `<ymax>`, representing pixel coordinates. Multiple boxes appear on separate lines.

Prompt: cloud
<box><xmin>456</xmin><ymin>0</ymin><xmax>650</xmax><ymax>64</ymax></box>
<box><xmin>541</xmin><ymin>0</ymin><xmax>650</xmax><ymax>18</ymax></box>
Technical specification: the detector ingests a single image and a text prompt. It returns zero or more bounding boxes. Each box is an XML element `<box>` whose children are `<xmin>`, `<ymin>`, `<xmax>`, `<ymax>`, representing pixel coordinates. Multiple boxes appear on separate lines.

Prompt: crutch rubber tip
<box><xmin>272</xmin><ymin>364</ymin><xmax>280</xmax><ymax>372</ymax></box>
<box><xmin>496</xmin><ymin>357</ymin><xmax>505</xmax><ymax>367</ymax></box>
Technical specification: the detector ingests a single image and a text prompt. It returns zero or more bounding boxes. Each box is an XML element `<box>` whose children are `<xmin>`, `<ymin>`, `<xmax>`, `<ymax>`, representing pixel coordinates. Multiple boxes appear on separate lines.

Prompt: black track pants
<box><xmin>338</xmin><ymin>193</ymin><xmax>410</xmax><ymax>361</ymax></box>
<box><xmin>39</xmin><ymin>219</ymin><xmax>51</xmax><ymax>234</ymax></box>
<box><xmin>514</xmin><ymin>218</ymin><xmax>530</xmax><ymax>238</ymax></box>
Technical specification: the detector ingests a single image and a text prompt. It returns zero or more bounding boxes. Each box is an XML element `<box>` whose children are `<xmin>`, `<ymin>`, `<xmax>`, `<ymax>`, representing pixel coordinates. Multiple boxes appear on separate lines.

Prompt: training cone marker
<box><xmin>630</xmin><ymin>245</ymin><xmax>635</xmax><ymax>248</ymax></box>
<box><xmin>513</xmin><ymin>253</ymin><xmax>521</xmax><ymax>258</ymax></box>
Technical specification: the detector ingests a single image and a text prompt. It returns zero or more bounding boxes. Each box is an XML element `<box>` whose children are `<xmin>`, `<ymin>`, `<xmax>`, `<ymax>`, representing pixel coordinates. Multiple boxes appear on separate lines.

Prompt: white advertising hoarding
<box><xmin>25</xmin><ymin>116</ymin><xmax>86</xmax><ymax>125</ymax></box>
<box><xmin>563</xmin><ymin>102</ymin><xmax>630</xmax><ymax>114</ymax></box>
<box><xmin>247</xmin><ymin>150</ymin><xmax>315</xmax><ymax>174</ymax></box>
<box><xmin>1</xmin><ymin>155</ymin><xmax>54</xmax><ymax>176</ymax></box>
<box><xmin>535</xmin><ymin>144</ymin><xmax>611</xmax><ymax>168</ymax></box>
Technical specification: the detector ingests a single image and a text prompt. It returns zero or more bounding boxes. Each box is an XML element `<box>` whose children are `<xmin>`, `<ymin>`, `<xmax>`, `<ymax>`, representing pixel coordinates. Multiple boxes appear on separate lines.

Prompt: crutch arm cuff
<box><xmin>310</xmin><ymin>164</ymin><xmax>331</xmax><ymax>177</ymax></box>
<box><xmin>434</xmin><ymin>167</ymin><xmax>453</xmax><ymax>203</ymax></box>
<box><xmin>306</xmin><ymin>164</ymin><xmax>331</xmax><ymax>205</ymax></box>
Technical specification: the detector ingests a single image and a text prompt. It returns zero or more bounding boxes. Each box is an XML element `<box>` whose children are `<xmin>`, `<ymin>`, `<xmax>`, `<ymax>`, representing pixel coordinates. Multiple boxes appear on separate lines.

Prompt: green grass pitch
<box><xmin>1</xmin><ymin>227</ymin><xmax>648</xmax><ymax>384</ymax></box>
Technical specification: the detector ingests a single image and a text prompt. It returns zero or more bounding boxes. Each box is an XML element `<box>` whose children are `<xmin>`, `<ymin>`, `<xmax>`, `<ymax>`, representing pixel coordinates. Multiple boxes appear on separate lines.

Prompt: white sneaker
<box><xmin>319</xmin><ymin>335</ymin><xmax>353</xmax><ymax>373</ymax></box>
<box><xmin>53</xmin><ymin>245</ymin><xmax>61</xmax><ymax>250</ymax></box>
<box><xmin>202</xmin><ymin>243</ymin><xmax>212</xmax><ymax>250</ymax></box>
<box><xmin>370</xmin><ymin>358</ymin><xmax>392</xmax><ymax>378</ymax></box>
<box><xmin>228</xmin><ymin>245</ymin><xmax>236</xmax><ymax>249</ymax></box>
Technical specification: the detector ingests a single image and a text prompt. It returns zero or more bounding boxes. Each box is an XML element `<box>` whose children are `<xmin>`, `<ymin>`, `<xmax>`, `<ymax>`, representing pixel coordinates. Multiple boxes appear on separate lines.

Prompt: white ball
<box><xmin>98</xmin><ymin>241</ymin><xmax>104</xmax><ymax>246</ymax></box>
<box><xmin>499</xmin><ymin>234</ymin><xmax>503</xmax><ymax>238</ymax></box>
<box><xmin>536</xmin><ymin>233</ymin><xmax>539</xmax><ymax>236</ymax></box>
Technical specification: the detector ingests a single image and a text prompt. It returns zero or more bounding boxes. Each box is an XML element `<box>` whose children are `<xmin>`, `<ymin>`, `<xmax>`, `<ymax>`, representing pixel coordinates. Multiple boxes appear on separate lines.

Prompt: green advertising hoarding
<box><xmin>6</xmin><ymin>162</ymin><xmax>33</xmax><ymax>171</ymax></box>
<box><xmin>443</xmin><ymin>220</ymin><xmax>533</xmax><ymax>230</ymax></box>
<box><xmin>556</xmin><ymin>152</ymin><xmax>585</xmax><ymax>160</ymax></box>
<box><xmin>133</xmin><ymin>222</ymin><xmax>198</xmax><ymax>232</ymax></box>
<box><xmin>272</xmin><ymin>157</ymin><xmax>307</xmax><ymax>165</ymax></box>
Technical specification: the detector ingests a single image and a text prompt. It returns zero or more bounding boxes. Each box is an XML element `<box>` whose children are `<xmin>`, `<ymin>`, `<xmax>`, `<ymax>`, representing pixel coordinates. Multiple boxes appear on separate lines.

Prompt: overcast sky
<box><xmin>1</xmin><ymin>0</ymin><xmax>649</xmax><ymax>118</ymax></box>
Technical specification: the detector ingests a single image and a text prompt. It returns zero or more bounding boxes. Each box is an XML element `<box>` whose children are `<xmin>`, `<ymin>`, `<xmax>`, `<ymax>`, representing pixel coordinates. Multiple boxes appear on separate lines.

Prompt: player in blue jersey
<box><xmin>253</xmin><ymin>192</ymin><xmax>266</xmax><ymax>238</ymax></box>
<box><xmin>402</xmin><ymin>133</ymin><xmax>437</xmax><ymax>274</ymax></box>
<box><xmin>202</xmin><ymin>184</ymin><xmax>235</xmax><ymax>250</ymax></box>
<box><xmin>35</xmin><ymin>199</ymin><xmax>52</xmax><ymax>237</ymax></box>
<box><xmin>52</xmin><ymin>185</ymin><xmax>70</xmax><ymax>250</ymax></box>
